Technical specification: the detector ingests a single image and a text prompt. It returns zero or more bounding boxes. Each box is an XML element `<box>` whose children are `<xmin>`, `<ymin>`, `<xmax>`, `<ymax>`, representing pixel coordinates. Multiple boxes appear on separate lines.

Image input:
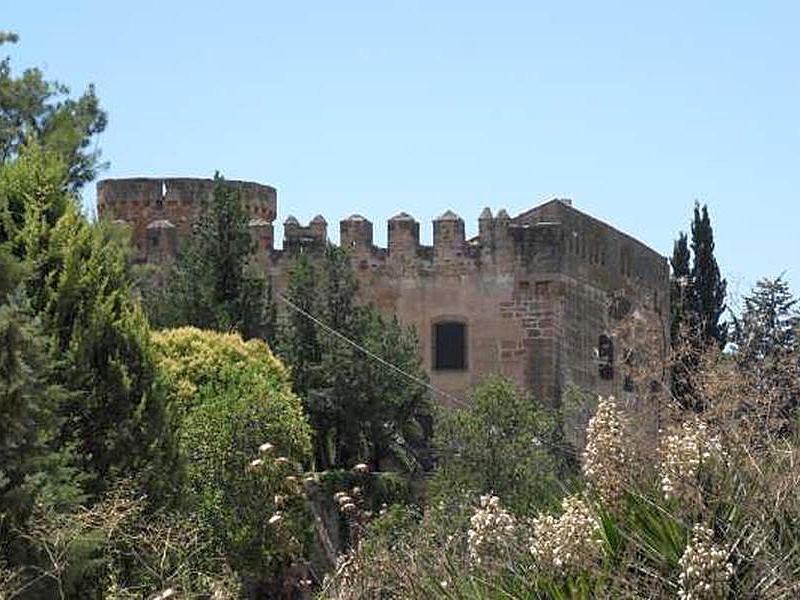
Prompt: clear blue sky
<box><xmin>6</xmin><ymin>1</ymin><xmax>800</xmax><ymax>303</ymax></box>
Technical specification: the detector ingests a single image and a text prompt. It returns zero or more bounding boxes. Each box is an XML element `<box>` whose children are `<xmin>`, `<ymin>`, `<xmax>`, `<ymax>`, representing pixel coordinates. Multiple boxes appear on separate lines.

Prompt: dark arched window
<box><xmin>433</xmin><ymin>321</ymin><xmax>467</xmax><ymax>370</ymax></box>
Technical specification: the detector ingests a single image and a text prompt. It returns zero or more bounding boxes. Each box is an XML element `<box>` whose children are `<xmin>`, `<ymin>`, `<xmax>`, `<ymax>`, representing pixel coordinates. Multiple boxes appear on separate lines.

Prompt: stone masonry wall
<box><xmin>97</xmin><ymin>179</ymin><xmax>670</xmax><ymax>422</ymax></box>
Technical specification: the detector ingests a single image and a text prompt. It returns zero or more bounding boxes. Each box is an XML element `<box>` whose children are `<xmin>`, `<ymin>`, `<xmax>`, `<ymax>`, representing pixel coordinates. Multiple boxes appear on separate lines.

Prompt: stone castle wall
<box><xmin>97</xmin><ymin>178</ymin><xmax>670</xmax><ymax>422</ymax></box>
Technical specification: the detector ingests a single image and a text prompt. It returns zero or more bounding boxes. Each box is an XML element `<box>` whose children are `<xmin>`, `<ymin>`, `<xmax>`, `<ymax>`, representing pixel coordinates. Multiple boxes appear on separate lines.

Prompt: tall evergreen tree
<box><xmin>690</xmin><ymin>202</ymin><xmax>727</xmax><ymax>347</ymax></box>
<box><xmin>733</xmin><ymin>276</ymin><xmax>798</xmax><ymax>362</ymax></box>
<box><xmin>669</xmin><ymin>203</ymin><xmax>727</xmax><ymax>410</ymax></box>
<box><xmin>278</xmin><ymin>246</ymin><xmax>432</xmax><ymax>471</ymax></box>
<box><xmin>669</xmin><ymin>232</ymin><xmax>694</xmax><ymax>404</ymax></box>
<box><xmin>279</xmin><ymin>254</ymin><xmax>322</xmax><ymax>400</ymax></box>
<box><xmin>0</xmin><ymin>144</ymin><xmax>175</xmax><ymax>499</ymax></box>
<box><xmin>155</xmin><ymin>173</ymin><xmax>273</xmax><ymax>340</ymax></box>
<box><xmin>0</xmin><ymin>294</ymin><xmax>83</xmax><ymax>528</ymax></box>
<box><xmin>670</xmin><ymin>232</ymin><xmax>691</xmax><ymax>347</ymax></box>
<box><xmin>731</xmin><ymin>277</ymin><xmax>799</xmax><ymax>433</ymax></box>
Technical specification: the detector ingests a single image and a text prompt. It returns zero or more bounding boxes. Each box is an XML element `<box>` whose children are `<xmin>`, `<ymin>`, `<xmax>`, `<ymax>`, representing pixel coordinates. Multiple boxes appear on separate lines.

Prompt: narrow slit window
<box><xmin>434</xmin><ymin>321</ymin><xmax>466</xmax><ymax>370</ymax></box>
<box><xmin>598</xmin><ymin>334</ymin><xmax>614</xmax><ymax>380</ymax></box>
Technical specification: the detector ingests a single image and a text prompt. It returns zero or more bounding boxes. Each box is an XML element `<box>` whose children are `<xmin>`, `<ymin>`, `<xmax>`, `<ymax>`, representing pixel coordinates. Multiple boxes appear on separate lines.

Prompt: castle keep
<box><xmin>97</xmin><ymin>177</ymin><xmax>670</xmax><ymax>421</ymax></box>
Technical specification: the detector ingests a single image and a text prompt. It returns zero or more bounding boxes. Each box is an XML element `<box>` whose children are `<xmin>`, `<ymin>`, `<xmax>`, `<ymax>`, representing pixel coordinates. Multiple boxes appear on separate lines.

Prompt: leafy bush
<box><xmin>431</xmin><ymin>376</ymin><xmax>570</xmax><ymax>514</ymax></box>
<box><xmin>152</xmin><ymin>327</ymin><xmax>313</xmax><ymax>584</ymax></box>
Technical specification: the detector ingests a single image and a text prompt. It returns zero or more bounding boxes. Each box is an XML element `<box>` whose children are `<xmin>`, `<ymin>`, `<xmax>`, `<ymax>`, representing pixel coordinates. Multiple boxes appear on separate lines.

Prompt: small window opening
<box><xmin>598</xmin><ymin>334</ymin><xmax>614</xmax><ymax>380</ymax></box>
<box><xmin>434</xmin><ymin>321</ymin><xmax>466</xmax><ymax>371</ymax></box>
<box><xmin>623</xmin><ymin>375</ymin><xmax>635</xmax><ymax>392</ymax></box>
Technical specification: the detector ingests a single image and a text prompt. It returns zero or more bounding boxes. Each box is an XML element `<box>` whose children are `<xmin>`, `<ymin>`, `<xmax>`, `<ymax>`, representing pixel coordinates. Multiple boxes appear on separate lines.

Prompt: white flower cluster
<box><xmin>582</xmin><ymin>396</ymin><xmax>629</xmax><ymax>509</ymax></box>
<box><xmin>530</xmin><ymin>495</ymin><xmax>602</xmax><ymax>572</ymax></box>
<box><xmin>660</xmin><ymin>420</ymin><xmax>723</xmax><ymax>502</ymax></box>
<box><xmin>678</xmin><ymin>524</ymin><xmax>733</xmax><ymax>600</ymax></box>
<box><xmin>467</xmin><ymin>495</ymin><xmax>517</xmax><ymax>570</ymax></box>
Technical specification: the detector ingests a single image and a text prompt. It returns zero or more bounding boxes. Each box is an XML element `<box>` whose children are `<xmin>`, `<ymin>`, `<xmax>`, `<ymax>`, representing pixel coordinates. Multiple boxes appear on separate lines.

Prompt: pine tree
<box><xmin>731</xmin><ymin>277</ymin><xmax>799</xmax><ymax>433</ymax></box>
<box><xmin>279</xmin><ymin>254</ymin><xmax>322</xmax><ymax>397</ymax></box>
<box><xmin>0</xmin><ymin>32</ymin><xmax>107</xmax><ymax>190</ymax></box>
<box><xmin>733</xmin><ymin>276</ymin><xmax>798</xmax><ymax>362</ymax></box>
<box><xmin>690</xmin><ymin>202</ymin><xmax>727</xmax><ymax>347</ymax></box>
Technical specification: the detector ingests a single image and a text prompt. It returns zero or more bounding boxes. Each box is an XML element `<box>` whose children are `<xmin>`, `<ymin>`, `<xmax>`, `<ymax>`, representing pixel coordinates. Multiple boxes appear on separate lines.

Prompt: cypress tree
<box><xmin>0</xmin><ymin>144</ymin><xmax>176</xmax><ymax>499</ymax></box>
<box><xmin>670</xmin><ymin>232</ymin><xmax>691</xmax><ymax>347</ymax></box>
<box><xmin>669</xmin><ymin>203</ymin><xmax>727</xmax><ymax>410</ymax></box>
<box><xmin>670</xmin><ymin>232</ymin><xmax>694</xmax><ymax>405</ymax></box>
<box><xmin>690</xmin><ymin>202</ymin><xmax>727</xmax><ymax>347</ymax></box>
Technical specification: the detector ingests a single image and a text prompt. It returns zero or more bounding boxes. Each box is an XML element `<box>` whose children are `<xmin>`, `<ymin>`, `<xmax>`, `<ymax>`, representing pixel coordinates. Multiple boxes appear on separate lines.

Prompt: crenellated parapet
<box><xmin>97</xmin><ymin>175</ymin><xmax>665</xmax><ymax>297</ymax></box>
<box><xmin>274</xmin><ymin>207</ymin><xmax>566</xmax><ymax>273</ymax></box>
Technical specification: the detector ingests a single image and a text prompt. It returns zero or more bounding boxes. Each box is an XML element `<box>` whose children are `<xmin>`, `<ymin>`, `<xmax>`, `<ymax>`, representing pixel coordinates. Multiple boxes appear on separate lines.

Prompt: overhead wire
<box><xmin>278</xmin><ymin>293</ymin><xmax>591</xmax><ymax>458</ymax></box>
<box><xmin>277</xmin><ymin>294</ymin><xmax>467</xmax><ymax>407</ymax></box>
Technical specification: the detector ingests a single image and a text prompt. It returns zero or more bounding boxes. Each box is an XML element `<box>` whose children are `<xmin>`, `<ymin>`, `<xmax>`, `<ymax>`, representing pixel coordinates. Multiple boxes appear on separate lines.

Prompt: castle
<box><xmin>97</xmin><ymin>177</ymin><xmax>670</xmax><ymax>433</ymax></box>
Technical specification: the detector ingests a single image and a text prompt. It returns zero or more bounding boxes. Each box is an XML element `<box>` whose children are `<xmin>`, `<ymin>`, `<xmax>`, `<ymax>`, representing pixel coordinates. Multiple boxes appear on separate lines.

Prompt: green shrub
<box><xmin>431</xmin><ymin>376</ymin><xmax>570</xmax><ymax>514</ymax></box>
<box><xmin>152</xmin><ymin>327</ymin><xmax>313</xmax><ymax>583</ymax></box>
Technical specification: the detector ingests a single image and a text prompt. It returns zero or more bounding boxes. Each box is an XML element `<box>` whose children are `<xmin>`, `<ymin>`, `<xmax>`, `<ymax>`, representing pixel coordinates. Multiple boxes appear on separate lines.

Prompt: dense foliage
<box><xmin>325</xmin><ymin>357</ymin><xmax>800</xmax><ymax>599</ymax></box>
<box><xmin>0</xmin><ymin>142</ymin><xmax>173</xmax><ymax>498</ymax></box>
<box><xmin>431</xmin><ymin>377</ymin><xmax>567</xmax><ymax>514</ymax></box>
<box><xmin>152</xmin><ymin>327</ymin><xmax>313</xmax><ymax>586</ymax></box>
<box><xmin>278</xmin><ymin>247</ymin><xmax>433</xmax><ymax>473</ymax></box>
<box><xmin>0</xmin><ymin>146</ymin><xmax>183</xmax><ymax>596</ymax></box>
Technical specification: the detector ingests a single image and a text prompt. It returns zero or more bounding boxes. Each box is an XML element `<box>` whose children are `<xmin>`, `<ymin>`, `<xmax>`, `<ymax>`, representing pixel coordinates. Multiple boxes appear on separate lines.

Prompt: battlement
<box><xmin>388</xmin><ymin>212</ymin><xmax>419</xmax><ymax>257</ymax></box>
<box><xmin>96</xmin><ymin>176</ymin><xmax>667</xmax><ymax>296</ymax></box>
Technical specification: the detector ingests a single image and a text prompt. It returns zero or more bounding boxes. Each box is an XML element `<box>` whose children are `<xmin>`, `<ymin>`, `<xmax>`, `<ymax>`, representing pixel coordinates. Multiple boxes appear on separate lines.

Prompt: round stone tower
<box><xmin>96</xmin><ymin>177</ymin><xmax>277</xmax><ymax>262</ymax></box>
